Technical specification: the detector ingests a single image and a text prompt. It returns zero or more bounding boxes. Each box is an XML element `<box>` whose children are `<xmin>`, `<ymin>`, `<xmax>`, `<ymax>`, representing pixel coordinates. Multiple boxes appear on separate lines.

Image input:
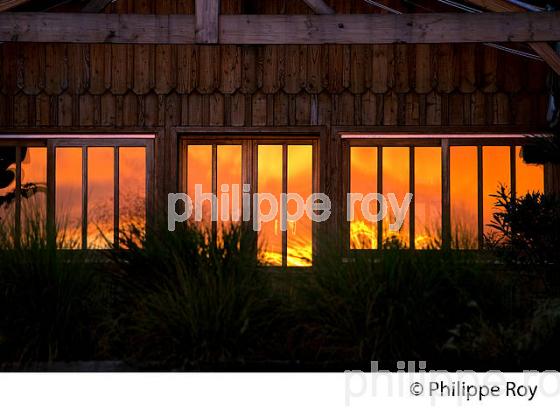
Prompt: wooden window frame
<box><xmin>341</xmin><ymin>133</ymin><xmax>544</xmax><ymax>252</ymax></box>
<box><xmin>178</xmin><ymin>128</ymin><xmax>320</xmax><ymax>268</ymax></box>
<box><xmin>0</xmin><ymin>134</ymin><xmax>155</xmax><ymax>250</ymax></box>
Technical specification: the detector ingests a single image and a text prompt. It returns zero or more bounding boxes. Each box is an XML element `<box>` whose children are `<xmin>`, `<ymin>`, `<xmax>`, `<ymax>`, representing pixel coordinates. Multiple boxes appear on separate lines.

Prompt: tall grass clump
<box><xmin>0</xmin><ymin>213</ymin><xmax>108</xmax><ymax>367</ymax></box>
<box><xmin>108</xmin><ymin>222</ymin><xmax>280</xmax><ymax>369</ymax></box>
<box><xmin>291</xmin><ymin>243</ymin><xmax>510</xmax><ymax>366</ymax></box>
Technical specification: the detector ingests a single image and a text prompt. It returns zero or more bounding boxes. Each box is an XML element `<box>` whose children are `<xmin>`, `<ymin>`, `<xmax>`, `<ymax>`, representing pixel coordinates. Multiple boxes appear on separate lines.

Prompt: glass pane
<box><xmin>21</xmin><ymin>147</ymin><xmax>47</xmax><ymax>240</ymax></box>
<box><xmin>450</xmin><ymin>146</ymin><xmax>478</xmax><ymax>249</ymax></box>
<box><xmin>0</xmin><ymin>146</ymin><xmax>17</xmax><ymax>241</ymax></box>
<box><xmin>516</xmin><ymin>146</ymin><xmax>544</xmax><ymax>196</ymax></box>
<box><xmin>257</xmin><ymin>145</ymin><xmax>283</xmax><ymax>266</ymax></box>
<box><xmin>414</xmin><ymin>147</ymin><xmax>441</xmax><ymax>249</ymax></box>
<box><xmin>56</xmin><ymin>147</ymin><xmax>83</xmax><ymax>249</ymax></box>
<box><xmin>88</xmin><ymin>147</ymin><xmax>114</xmax><ymax>249</ymax></box>
<box><xmin>187</xmin><ymin>145</ymin><xmax>213</xmax><ymax>227</ymax></box>
<box><xmin>119</xmin><ymin>147</ymin><xmax>146</xmax><ymax>237</ymax></box>
<box><xmin>349</xmin><ymin>147</ymin><xmax>377</xmax><ymax>249</ymax></box>
<box><xmin>383</xmin><ymin>147</ymin><xmax>410</xmax><ymax>248</ymax></box>
<box><xmin>287</xmin><ymin>145</ymin><xmax>313</xmax><ymax>267</ymax></box>
<box><xmin>217</xmin><ymin>145</ymin><xmax>242</xmax><ymax>238</ymax></box>
<box><xmin>483</xmin><ymin>146</ymin><xmax>510</xmax><ymax>239</ymax></box>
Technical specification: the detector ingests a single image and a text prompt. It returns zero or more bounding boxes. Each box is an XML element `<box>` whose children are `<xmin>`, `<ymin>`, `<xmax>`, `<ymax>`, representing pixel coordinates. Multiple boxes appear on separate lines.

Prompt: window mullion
<box><xmin>212</xmin><ymin>144</ymin><xmax>218</xmax><ymax>241</ymax></box>
<box><xmin>510</xmin><ymin>145</ymin><xmax>517</xmax><ymax>201</ymax></box>
<box><xmin>477</xmin><ymin>145</ymin><xmax>483</xmax><ymax>249</ymax></box>
<box><xmin>14</xmin><ymin>146</ymin><xmax>22</xmax><ymax>247</ymax></box>
<box><xmin>441</xmin><ymin>139</ymin><xmax>451</xmax><ymax>250</ymax></box>
<box><xmin>114</xmin><ymin>147</ymin><xmax>120</xmax><ymax>249</ymax></box>
<box><xmin>82</xmin><ymin>146</ymin><xmax>88</xmax><ymax>250</ymax></box>
<box><xmin>47</xmin><ymin>141</ymin><xmax>56</xmax><ymax>247</ymax></box>
<box><xmin>282</xmin><ymin>144</ymin><xmax>288</xmax><ymax>267</ymax></box>
<box><xmin>409</xmin><ymin>146</ymin><xmax>415</xmax><ymax>250</ymax></box>
<box><xmin>377</xmin><ymin>146</ymin><xmax>383</xmax><ymax>250</ymax></box>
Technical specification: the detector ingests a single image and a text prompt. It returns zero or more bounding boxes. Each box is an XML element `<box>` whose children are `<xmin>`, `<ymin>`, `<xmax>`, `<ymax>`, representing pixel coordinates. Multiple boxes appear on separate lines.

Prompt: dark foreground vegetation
<box><xmin>1</xmin><ymin>191</ymin><xmax>560</xmax><ymax>371</ymax></box>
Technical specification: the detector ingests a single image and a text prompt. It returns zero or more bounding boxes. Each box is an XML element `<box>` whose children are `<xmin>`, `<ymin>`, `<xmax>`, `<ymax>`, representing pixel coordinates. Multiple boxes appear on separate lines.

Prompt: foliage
<box><xmin>289</xmin><ymin>245</ymin><xmax>506</xmax><ymax>364</ymax></box>
<box><xmin>522</xmin><ymin>133</ymin><xmax>560</xmax><ymax>165</ymax></box>
<box><xmin>0</xmin><ymin>215</ymin><xmax>109</xmax><ymax>367</ymax></box>
<box><xmin>108</xmin><ymin>222</ymin><xmax>281</xmax><ymax>369</ymax></box>
<box><xmin>488</xmin><ymin>186</ymin><xmax>560</xmax><ymax>266</ymax></box>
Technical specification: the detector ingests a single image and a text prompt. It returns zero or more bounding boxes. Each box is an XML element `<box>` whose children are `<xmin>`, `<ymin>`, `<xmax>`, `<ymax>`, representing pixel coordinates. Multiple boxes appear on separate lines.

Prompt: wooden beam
<box><xmin>0</xmin><ymin>0</ymin><xmax>30</xmax><ymax>12</ymax></box>
<box><xmin>465</xmin><ymin>0</ymin><xmax>560</xmax><ymax>75</ymax></box>
<box><xmin>0</xmin><ymin>13</ymin><xmax>196</xmax><ymax>43</ymax></box>
<box><xmin>219</xmin><ymin>12</ymin><xmax>560</xmax><ymax>44</ymax></box>
<box><xmin>82</xmin><ymin>0</ymin><xmax>113</xmax><ymax>13</ymax></box>
<box><xmin>1</xmin><ymin>11</ymin><xmax>560</xmax><ymax>44</ymax></box>
<box><xmin>195</xmin><ymin>0</ymin><xmax>219</xmax><ymax>44</ymax></box>
<box><xmin>301</xmin><ymin>0</ymin><xmax>335</xmax><ymax>14</ymax></box>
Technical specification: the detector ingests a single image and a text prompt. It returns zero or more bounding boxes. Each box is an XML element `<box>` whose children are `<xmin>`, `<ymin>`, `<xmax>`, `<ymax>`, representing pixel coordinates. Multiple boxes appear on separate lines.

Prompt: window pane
<box><xmin>450</xmin><ymin>146</ymin><xmax>478</xmax><ymax>249</ymax></box>
<box><xmin>257</xmin><ymin>145</ymin><xmax>282</xmax><ymax>266</ymax></box>
<box><xmin>483</xmin><ymin>146</ymin><xmax>510</xmax><ymax>238</ymax></box>
<box><xmin>415</xmin><ymin>147</ymin><xmax>441</xmax><ymax>249</ymax></box>
<box><xmin>88</xmin><ymin>147</ymin><xmax>114</xmax><ymax>249</ymax></box>
<box><xmin>187</xmin><ymin>145</ymin><xmax>213</xmax><ymax>227</ymax></box>
<box><xmin>21</xmin><ymin>147</ymin><xmax>47</xmax><ymax>239</ymax></box>
<box><xmin>217</xmin><ymin>145</ymin><xmax>242</xmax><ymax>237</ymax></box>
<box><xmin>0</xmin><ymin>146</ymin><xmax>17</xmax><ymax>239</ymax></box>
<box><xmin>287</xmin><ymin>145</ymin><xmax>313</xmax><ymax>267</ymax></box>
<box><xmin>350</xmin><ymin>147</ymin><xmax>377</xmax><ymax>249</ymax></box>
<box><xmin>383</xmin><ymin>147</ymin><xmax>410</xmax><ymax>248</ymax></box>
<box><xmin>119</xmin><ymin>147</ymin><xmax>146</xmax><ymax>236</ymax></box>
<box><xmin>56</xmin><ymin>147</ymin><xmax>82</xmax><ymax>249</ymax></box>
<box><xmin>516</xmin><ymin>146</ymin><xmax>544</xmax><ymax>196</ymax></box>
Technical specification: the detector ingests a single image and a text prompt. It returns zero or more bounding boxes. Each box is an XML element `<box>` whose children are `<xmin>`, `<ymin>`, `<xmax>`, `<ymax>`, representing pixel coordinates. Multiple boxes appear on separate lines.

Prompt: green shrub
<box><xmin>488</xmin><ymin>186</ymin><xmax>560</xmax><ymax>266</ymax></box>
<box><xmin>108</xmin><ymin>222</ymin><xmax>281</xmax><ymax>369</ymax></box>
<box><xmin>291</xmin><ymin>246</ymin><xmax>508</xmax><ymax>364</ymax></box>
<box><xmin>0</xmin><ymin>216</ymin><xmax>109</xmax><ymax>367</ymax></box>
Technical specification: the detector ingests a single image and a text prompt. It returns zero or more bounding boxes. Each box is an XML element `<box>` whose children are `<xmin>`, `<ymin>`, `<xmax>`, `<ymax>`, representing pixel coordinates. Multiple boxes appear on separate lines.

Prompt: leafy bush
<box><xmin>108</xmin><ymin>222</ymin><xmax>281</xmax><ymax>369</ymax></box>
<box><xmin>0</xmin><ymin>216</ymin><xmax>109</xmax><ymax>367</ymax></box>
<box><xmin>290</xmin><ymin>246</ymin><xmax>506</xmax><ymax>365</ymax></box>
<box><xmin>488</xmin><ymin>186</ymin><xmax>560</xmax><ymax>266</ymax></box>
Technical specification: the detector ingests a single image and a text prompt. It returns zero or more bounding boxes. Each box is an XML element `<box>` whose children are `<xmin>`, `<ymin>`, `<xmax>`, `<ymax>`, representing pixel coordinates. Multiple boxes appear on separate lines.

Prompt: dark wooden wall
<box><xmin>0</xmin><ymin>0</ymin><xmax>553</xmax><ymax>216</ymax></box>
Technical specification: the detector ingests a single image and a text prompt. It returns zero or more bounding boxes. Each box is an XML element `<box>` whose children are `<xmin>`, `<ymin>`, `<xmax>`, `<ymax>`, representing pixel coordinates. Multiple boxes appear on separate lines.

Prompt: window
<box><xmin>0</xmin><ymin>135</ymin><xmax>154</xmax><ymax>249</ymax></box>
<box><xmin>182</xmin><ymin>137</ymin><xmax>317</xmax><ymax>267</ymax></box>
<box><xmin>344</xmin><ymin>135</ymin><xmax>544</xmax><ymax>250</ymax></box>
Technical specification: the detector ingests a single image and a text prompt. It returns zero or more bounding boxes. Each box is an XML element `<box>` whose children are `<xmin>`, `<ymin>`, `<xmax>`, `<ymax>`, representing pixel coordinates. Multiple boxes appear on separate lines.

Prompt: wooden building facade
<box><xmin>0</xmin><ymin>0</ymin><xmax>558</xmax><ymax>263</ymax></box>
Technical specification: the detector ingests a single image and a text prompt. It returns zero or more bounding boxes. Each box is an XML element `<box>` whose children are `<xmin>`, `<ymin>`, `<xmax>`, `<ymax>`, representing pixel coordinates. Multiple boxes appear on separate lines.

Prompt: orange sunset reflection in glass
<box><xmin>351</xmin><ymin>143</ymin><xmax>543</xmax><ymax>250</ymax></box>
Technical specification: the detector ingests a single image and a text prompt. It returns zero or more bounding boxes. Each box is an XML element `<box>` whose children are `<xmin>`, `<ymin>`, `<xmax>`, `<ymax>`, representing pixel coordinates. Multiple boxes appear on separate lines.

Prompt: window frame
<box><xmin>0</xmin><ymin>134</ymin><xmax>155</xmax><ymax>249</ymax></box>
<box><xmin>179</xmin><ymin>129</ymin><xmax>321</xmax><ymax>268</ymax></box>
<box><xmin>341</xmin><ymin>133</ymin><xmax>545</xmax><ymax>252</ymax></box>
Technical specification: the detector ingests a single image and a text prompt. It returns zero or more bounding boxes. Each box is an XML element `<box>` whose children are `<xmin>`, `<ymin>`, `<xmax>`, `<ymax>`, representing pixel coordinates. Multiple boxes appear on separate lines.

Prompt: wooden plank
<box><xmin>219</xmin><ymin>12</ymin><xmax>560</xmax><ymax>44</ymax></box>
<box><xmin>219</xmin><ymin>44</ymin><xmax>241</xmax><ymax>93</ymax></box>
<box><xmin>2</xmin><ymin>12</ymin><xmax>560</xmax><ymax>44</ymax></box>
<box><xmin>177</xmin><ymin>45</ymin><xmax>198</xmax><ymax>94</ymax></box>
<box><xmin>465</xmin><ymin>0</ymin><xmax>560</xmax><ymax>75</ymax></box>
<box><xmin>195</xmin><ymin>0</ymin><xmax>219</xmax><ymax>44</ymax></box>
<box><xmin>81</xmin><ymin>0</ymin><xmax>113</xmax><ymax>13</ymax></box>
<box><xmin>0</xmin><ymin>0</ymin><xmax>29</xmax><ymax>12</ymax></box>
<box><xmin>301</xmin><ymin>0</ymin><xmax>335</xmax><ymax>14</ymax></box>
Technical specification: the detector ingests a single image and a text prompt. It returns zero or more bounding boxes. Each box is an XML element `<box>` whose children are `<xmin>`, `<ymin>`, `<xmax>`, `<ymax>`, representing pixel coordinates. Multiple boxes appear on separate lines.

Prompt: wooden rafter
<box><xmin>82</xmin><ymin>0</ymin><xmax>113</xmax><ymax>13</ymax></box>
<box><xmin>0</xmin><ymin>0</ymin><xmax>30</xmax><ymax>12</ymax></box>
<box><xmin>1</xmin><ymin>11</ymin><xmax>560</xmax><ymax>44</ymax></box>
<box><xmin>195</xmin><ymin>0</ymin><xmax>219</xmax><ymax>44</ymax></box>
<box><xmin>301</xmin><ymin>0</ymin><xmax>334</xmax><ymax>14</ymax></box>
<box><xmin>465</xmin><ymin>0</ymin><xmax>560</xmax><ymax>75</ymax></box>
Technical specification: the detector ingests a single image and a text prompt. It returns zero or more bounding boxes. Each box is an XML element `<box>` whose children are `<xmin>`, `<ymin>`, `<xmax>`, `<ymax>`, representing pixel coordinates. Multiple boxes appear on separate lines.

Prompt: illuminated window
<box><xmin>414</xmin><ymin>147</ymin><xmax>441</xmax><ymax>249</ymax></box>
<box><xmin>450</xmin><ymin>146</ymin><xmax>478</xmax><ymax>249</ymax></box>
<box><xmin>0</xmin><ymin>136</ymin><xmax>153</xmax><ymax>249</ymax></box>
<box><xmin>183</xmin><ymin>139</ymin><xmax>316</xmax><ymax>267</ymax></box>
<box><xmin>346</xmin><ymin>136</ymin><xmax>544</xmax><ymax>251</ymax></box>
